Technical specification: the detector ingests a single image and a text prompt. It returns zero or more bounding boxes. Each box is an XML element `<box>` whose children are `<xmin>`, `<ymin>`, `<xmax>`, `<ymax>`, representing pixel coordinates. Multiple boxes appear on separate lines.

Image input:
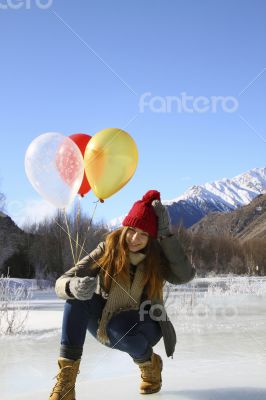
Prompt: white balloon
<box><xmin>25</xmin><ymin>132</ymin><xmax>84</xmax><ymax>208</ymax></box>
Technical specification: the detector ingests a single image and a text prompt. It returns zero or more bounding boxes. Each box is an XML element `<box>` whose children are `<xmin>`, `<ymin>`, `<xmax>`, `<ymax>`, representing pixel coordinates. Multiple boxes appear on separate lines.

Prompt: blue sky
<box><xmin>0</xmin><ymin>0</ymin><xmax>265</xmax><ymax>227</ymax></box>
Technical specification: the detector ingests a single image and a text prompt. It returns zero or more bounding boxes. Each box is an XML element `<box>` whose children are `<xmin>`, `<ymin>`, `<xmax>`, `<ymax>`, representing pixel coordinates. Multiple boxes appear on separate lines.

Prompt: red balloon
<box><xmin>69</xmin><ymin>133</ymin><xmax>92</xmax><ymax>197</ymax></box>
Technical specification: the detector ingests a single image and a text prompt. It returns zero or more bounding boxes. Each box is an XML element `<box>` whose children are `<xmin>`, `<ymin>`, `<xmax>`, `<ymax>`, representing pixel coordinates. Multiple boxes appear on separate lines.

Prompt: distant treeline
<box><xmin>0</xmin><ymin>207</ymin><xmax>109</xmax><ymax>281</ymax></box>
<box><xmin>174</xmin><ymin>225</ymin><xmax>266</xmax><ymax>276</ymax></box>
<box><xmin>1</xmin><ymin>212</ymin><xmax>265</xmax><ymax>280</ymax></box>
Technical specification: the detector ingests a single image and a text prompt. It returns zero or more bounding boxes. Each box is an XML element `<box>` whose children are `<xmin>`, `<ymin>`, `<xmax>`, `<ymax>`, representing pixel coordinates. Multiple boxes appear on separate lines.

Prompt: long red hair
<box><xmin>92</xmin><ymin>226</ymin><xmax>167</xmax><ymax>300</ymax></box>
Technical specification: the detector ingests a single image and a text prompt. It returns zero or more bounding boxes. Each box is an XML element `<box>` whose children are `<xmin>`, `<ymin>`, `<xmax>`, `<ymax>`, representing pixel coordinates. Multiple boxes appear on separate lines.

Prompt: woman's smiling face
<box><xmin>125</xmin><ymin>227</ymin><xmax>149</xmax><ymax>252</ymax></box>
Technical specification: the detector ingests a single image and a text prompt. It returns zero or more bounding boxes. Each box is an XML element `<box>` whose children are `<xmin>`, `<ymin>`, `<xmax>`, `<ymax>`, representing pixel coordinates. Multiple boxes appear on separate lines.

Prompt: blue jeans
<box><xmin>61</xmin><ymin>293</ymin><xmax>162</xmax><ymax>361</ymax></box>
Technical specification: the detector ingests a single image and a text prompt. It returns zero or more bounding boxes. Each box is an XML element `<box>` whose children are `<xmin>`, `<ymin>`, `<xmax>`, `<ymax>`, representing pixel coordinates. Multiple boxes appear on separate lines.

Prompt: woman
<box><xmin>49</xmin><ymin>190</ymin><xmax>196</xmax><ymax>399</ymax></box>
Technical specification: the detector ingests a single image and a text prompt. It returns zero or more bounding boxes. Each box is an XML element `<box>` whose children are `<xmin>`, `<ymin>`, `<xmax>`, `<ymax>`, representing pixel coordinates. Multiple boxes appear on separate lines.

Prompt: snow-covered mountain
<box><xmin>109</xmin><ymin>167</ymin><xmax>266</xmax><ymax>229</ymax></box>
<box><xmin>165</xmin><ymin>167</ymin><xmax>266</xmax><ymax>208</ymax></box>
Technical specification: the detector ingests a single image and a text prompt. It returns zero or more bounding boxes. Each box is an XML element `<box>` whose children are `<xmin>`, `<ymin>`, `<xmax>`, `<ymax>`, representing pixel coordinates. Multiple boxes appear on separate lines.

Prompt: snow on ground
<box><xmin>1</xmin><ymin>277</ymin><xmax>266</xmax><ymax>400</ymax></box>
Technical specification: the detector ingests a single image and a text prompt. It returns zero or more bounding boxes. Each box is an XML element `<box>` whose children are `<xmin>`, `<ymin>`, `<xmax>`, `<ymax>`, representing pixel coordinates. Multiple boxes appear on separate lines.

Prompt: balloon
<box><xmin>69</xmin><ymin>133</ymin><xmax>92</xmax><ymax>196</ymax></box>
<box><xmin>25</xmin><ymin>132</ymin><xmax>84</xmax><ymax>208</ymax></box>
<box><xmin>84</xmin><ymin>128</ymin><xmax>138</xmax><ymax>201</ymax></box>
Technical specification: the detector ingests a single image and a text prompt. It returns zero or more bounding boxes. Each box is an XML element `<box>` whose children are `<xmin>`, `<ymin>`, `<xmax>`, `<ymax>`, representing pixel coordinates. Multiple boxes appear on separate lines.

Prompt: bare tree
<box><xmin>0</xmin><ymin>271</ymin><xmax>33</xmax><ymax>335</ymax></box>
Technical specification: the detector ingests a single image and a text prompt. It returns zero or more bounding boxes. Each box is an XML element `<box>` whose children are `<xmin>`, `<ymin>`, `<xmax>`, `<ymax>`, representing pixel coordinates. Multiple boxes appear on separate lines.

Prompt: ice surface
<box><xmin>1</xmin><ymin>277</ymin><xmax>266</xmax><ymax>400</ymax></box>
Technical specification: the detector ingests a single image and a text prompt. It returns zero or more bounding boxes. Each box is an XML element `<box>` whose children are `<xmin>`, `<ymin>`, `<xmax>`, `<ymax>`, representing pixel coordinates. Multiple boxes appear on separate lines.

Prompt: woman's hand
<box><xmin>152</xmin><ymin>200</ymin><xmax>171</xmax><ymax>239</ymax></box>
<box><xmin>69</xmin><ymin>276</ymin><xmax>97</xmax><ymax>300</ymax></box>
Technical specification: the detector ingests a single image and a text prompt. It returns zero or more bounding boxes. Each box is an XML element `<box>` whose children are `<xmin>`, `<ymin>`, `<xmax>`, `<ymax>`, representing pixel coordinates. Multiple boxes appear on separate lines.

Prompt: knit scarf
<box><xmin>96</xmin><ymin>251</ymin><xmax>147</xmax><ymax>345</ymax></box>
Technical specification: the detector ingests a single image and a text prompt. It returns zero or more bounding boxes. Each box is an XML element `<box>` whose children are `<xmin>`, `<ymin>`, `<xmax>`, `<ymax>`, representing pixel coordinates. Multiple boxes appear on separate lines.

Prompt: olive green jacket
<box><xmin>55</xmin><ymin>235</ymin><xmax>196</xmax><ymax>358</ymax></box>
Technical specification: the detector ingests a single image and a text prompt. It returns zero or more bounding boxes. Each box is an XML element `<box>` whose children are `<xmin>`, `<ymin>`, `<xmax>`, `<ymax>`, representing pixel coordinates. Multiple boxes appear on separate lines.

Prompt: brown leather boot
<box><xmin>49</xmin><ymin>357</ymin><xmax>80</xmax><ymax>400</ymax></box>
<box><xmin>134</xmin><ymin>351</ymin><xmax>163</xmax><ymax>394</ymax></box>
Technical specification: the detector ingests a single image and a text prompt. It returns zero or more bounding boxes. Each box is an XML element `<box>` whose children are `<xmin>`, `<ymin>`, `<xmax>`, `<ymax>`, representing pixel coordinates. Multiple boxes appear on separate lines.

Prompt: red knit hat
<box><xmin>122</xmin><ymin>190</ymin><xmax>160</xmax><ymax>238</ymax></box>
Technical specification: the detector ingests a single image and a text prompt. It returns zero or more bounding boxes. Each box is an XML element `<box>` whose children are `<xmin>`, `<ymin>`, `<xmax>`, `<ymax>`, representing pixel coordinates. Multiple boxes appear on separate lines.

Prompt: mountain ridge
<box><xmin>189</xmin><ymin>193</ymin><xmax>266</xmax><ymax>241</ymax></box>
<box><xmin>109</xmin><ymin>166</ymin><xmax>266</xmax><ymax>229</ymax></box>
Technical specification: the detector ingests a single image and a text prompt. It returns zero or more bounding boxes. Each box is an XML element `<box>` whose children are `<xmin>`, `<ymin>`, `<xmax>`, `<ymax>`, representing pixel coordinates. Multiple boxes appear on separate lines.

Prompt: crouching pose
<box><xmin>49</xmin><ymin>190</ymin><xmax>196</xmax><ymax>399</ymax></box>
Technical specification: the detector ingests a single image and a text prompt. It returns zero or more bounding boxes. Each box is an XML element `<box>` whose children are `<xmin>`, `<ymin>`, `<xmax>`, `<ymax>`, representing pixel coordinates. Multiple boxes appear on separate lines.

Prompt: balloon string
<box><xmin>75</xmin><ymin>197</ymin><xmax>81</xmax><ymax>263</ymax></box>
<box><xmin>77</xmin><ymin>199</ymin><xmax>100</xmax><ymax>262</ymax></box>
<box><xmin>63</xmin><ymin>208</ymin><xmax>76</xmax><ymax>265</ymax></box>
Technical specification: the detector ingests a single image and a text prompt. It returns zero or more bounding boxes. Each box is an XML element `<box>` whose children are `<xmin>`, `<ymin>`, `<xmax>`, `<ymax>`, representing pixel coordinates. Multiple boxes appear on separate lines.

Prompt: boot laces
<box><xmin>139</xmin><ymin>356</ymin><xmax>161</xmax><ymax>383</ymax></box>
<box><xmin>51</xmin><ymin>365</ymin><xmax>80</xmax><ymax>396</ymax></box>
<box><xmin>140</xmin><ymin>366</ymin><xmax>157</xmax><ymax>382</ymax></box>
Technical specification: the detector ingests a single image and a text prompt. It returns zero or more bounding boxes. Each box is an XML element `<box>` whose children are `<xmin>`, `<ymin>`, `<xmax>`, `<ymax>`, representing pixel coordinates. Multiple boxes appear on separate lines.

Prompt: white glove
<box><xmin>69</xmin><ymin>276</ymin><xmax>97</xmax><ymax>301</ymax></box>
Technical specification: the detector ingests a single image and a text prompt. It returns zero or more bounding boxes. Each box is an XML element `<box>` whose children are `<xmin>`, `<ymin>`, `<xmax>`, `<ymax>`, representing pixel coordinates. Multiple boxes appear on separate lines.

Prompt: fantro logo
<box><xmin>0</xmin><ymin>0</ymin><xmax>53</xmax><ymax>9</ymax></box>
<box><xmin>139</xmin><ymin>91</ymin><xmax>239</xmax><ymax>114</ymax></box>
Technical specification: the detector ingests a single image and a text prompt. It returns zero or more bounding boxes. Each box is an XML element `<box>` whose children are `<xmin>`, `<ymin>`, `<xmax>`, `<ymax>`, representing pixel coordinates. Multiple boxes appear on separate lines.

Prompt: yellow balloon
<box><xmin>84</xmin><ymin>128</ymin><xmax>138</xmax><ymax>200</ymax></box>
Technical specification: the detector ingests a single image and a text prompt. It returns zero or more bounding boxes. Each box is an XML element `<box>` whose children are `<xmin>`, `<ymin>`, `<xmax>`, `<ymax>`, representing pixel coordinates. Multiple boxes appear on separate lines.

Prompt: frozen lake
<box><xmin>1</xmin><ymin>276</ymin><xmax>266</xmax><ymax>400</ymax></box>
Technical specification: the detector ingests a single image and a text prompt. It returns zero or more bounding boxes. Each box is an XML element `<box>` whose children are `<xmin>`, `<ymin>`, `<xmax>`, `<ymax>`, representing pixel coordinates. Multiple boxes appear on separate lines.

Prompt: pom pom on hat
<box><xmin>122</xmin><ymin>189</ymin><xmax>160</xmax><ymax>238</ymax></box>
<box><xmin>142</xmin><ymin>190</ymin><xmax>161</xmax><ymax>204</ymax></box>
